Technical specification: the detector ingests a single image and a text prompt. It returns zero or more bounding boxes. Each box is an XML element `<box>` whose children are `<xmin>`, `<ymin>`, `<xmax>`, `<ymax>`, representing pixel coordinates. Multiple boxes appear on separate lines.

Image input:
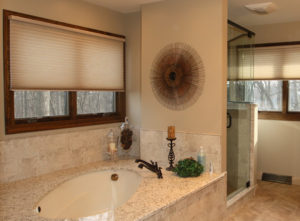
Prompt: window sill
<box><xmin>6</xmin><ymin>114</ymin><xmax>125</xmax><ymax>134</ymax></box>
<box><xmin>258</xmin><ymin>112</ymin><xmax>300</xmax><ymax>121</ymax></box>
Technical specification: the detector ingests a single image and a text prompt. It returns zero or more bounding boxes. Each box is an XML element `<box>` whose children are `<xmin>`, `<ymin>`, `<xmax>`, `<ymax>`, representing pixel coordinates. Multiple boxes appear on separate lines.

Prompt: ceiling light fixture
<box><xmin>245</xmin><ymin>2</ymin><xmax>277</xmax><ymax>15</ymax></box>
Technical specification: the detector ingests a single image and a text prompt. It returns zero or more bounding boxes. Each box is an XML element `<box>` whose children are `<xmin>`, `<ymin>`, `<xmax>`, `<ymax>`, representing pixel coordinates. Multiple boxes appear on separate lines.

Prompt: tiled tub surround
<box><xmin>140</xmin><ymin>129</ymin><xmax>222</xmax><ymax>173</ymax></box>
<box><xmin>145</xmin><ymin>175</ymin><xmax>226</xmax><ymax>221</ymax></box>
<box><xmin>0</xmin><ymin>126</ymin><xmax>140</xmax><ymax>183</ymax></box>
<box><xmin>0</xmin><ymin>159</ymin><xmax>226</xmax><ymax>221</ymax></box>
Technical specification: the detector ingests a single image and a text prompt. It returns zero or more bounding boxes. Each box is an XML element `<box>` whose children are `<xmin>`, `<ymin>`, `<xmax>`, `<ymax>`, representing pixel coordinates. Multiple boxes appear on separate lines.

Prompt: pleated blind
<box><xmin>230</xmin><ymin>47</ymin><xmax>254</xmax><ymax>80</ymax></box>
<box><xmin>9</xmin><ymin>15</ymin><xmax>125</xmax><ymax>91</ymax></box>
<box><xmin>254</xmin><ymin>44</ymin><xmax>300</xmax><ymax>80</ymax></box>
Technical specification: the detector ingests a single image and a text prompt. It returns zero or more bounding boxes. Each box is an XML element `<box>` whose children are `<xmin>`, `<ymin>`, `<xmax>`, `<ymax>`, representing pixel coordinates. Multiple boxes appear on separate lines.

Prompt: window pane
<box><xmin>288</xmin><ymin>80</ymin><xmax>300</xmax><ymax>112</ymax></box>
<box><xmin>77</xmin><ymin>91</ymin><xmax>116</xmax><ymax>115</ymax></box>
<box><xmin>227</xmin><ymin>81</ymin><xmax>254</xmax><ymax>103</ymax></box>
<box><xmin>14</xmin><ymin>91</ymin><xmax>68</xmax><ymax>119</ymax></box>
<box><xmin>252</xmin><ymin>80</ymin><xmax>282</xmax><ymax>112</ymax></box>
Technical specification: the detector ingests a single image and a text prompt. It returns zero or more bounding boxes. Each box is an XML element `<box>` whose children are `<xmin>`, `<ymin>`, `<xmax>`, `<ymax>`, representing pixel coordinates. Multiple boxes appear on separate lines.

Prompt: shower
<box><xmin>227</xmin><ymin>20</ymin><xmax>255</xmax><ymax>199</ymax></box>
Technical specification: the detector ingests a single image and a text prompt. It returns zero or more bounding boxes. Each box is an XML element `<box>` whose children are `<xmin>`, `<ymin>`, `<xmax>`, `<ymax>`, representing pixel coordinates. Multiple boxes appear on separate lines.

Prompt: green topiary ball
<box><xmin>173</xmin><ymin>158</ymin><xmax>204</xmax><ymax>177</ymax></box>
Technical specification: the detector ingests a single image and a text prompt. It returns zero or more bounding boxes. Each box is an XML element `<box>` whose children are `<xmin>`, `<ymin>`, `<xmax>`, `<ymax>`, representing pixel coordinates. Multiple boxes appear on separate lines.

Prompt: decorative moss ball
<box><xmin>173</xmin><ymin>158</ymin><xmax>204</xmax><ymax>177</ymax></box>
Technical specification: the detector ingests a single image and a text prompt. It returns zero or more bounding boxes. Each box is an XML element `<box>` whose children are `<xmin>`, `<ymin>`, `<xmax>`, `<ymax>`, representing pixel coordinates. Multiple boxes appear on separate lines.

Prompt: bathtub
<box><xmin>36</xmin><ymin>169</ymin><xmax>141</xmax><ymax>220</ymax></box>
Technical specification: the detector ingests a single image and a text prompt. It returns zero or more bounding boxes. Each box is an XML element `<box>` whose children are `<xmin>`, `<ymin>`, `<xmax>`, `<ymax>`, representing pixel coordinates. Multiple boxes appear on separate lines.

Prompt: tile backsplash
<box><xmin>0</xmin><ymin>127</ymin><xmax>140</xmax><ymax>183</ymax></box>
<box><xmin>140</xmin><ymin>129</ymin><xmax>221</xmax><ymax>173</ymax></box>
<box><xmin>0</xmin><ymin>126</ymin><xmax>222</xmax><ymax>183</ymax></box>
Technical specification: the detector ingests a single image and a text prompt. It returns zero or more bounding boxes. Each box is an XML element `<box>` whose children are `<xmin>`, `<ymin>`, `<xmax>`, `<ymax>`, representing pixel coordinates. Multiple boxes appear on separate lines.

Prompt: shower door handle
<box><xmin>227</xmin><ymin>113</ymin><xmax>232</xmax><ymax>128</ymax></box>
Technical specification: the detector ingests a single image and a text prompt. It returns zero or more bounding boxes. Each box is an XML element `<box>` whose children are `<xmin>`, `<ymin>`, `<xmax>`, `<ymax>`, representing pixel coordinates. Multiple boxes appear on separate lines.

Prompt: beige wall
<box><xmin>124</xmin><ymin>12</ymin><xmax>141</xmax><ymax>128</ymax></box>
<box><xmin>251</xmin><ymin>22</ymin><xmax>300</xmax><ymax>182</ymax></box>
<box><xmin>258</xmin><ymin>120</ymin><xmax>300</xmax><ymax>179</ymax></box>
<box><xmin>250</xmin><ymin>21</ymin><xmax>300</xmax><ymax>43</ymax></box>
<box><xmin>141</xmin><ymin>0</ymin><xmax>227</xmax><ymax>135</ymax></box>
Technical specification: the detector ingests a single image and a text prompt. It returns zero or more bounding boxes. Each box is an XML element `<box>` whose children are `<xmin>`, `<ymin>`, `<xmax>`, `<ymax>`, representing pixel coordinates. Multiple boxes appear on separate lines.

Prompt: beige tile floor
<box><xmin>225</xmin><ymin>181</ymin><xmax>300</xmax><ymax>221</ymax></box>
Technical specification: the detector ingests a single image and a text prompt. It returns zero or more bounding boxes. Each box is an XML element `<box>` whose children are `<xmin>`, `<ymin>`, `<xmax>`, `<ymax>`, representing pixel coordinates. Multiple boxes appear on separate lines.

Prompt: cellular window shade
<box><xmin>9</xmin><ymin>16</ymin><xmax>125</xmax><ymax>91</ymax></box>
<box><xmin>228</xmin><ymin>47</ymin><xmax>254</xmax><ymax>80</ymax></box>
<box><xmin>254</xmin><ymin>45</ymin><xmax>300</xmax><ymax>80</ymax></box>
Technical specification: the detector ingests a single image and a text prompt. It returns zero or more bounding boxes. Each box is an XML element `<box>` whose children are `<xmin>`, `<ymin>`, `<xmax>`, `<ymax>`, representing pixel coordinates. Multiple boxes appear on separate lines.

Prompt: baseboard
<box><xmin>257</xmin><ymin>171</ymin><xmax>262</xmax><ymax>180</ymax></box>
<box><xmin>293</xmin><ymin>176</ymin><xmax>300</xmax><ymax>185</ymax></box>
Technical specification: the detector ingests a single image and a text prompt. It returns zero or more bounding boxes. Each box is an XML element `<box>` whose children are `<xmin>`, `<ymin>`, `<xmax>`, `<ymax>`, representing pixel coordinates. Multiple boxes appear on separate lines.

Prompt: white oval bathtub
<box><xmin>36</xmin><ymin>169</ymin><xmax>141</xmax><ymax>219</ymax></box>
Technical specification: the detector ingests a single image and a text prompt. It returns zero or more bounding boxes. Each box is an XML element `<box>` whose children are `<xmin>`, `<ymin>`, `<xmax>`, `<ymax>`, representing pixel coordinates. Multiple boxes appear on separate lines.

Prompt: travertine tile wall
<box><xmin>0</xmin><ymin>127</ymin><xmax>140</xmax><ymax>183</ymax></box>
<box><xmin>250</xmin><ymin>104</ymin><xmax>258</xmax><ymax>186</ymax></box>
<box><xmin>140</xmin><ymin>129</ymin><xmax>222</xmax><ymax>173</ymax></box>
<box><xmin>145</xmin><ymin>176</ymin><xmax>226</xmax><ymax>221</ymax></box>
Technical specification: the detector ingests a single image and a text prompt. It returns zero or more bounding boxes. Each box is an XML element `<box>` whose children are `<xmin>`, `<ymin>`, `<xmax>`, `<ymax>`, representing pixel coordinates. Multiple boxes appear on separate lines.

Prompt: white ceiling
<box><xmin>82</xmin><ymin>0</ymin><xmax>165</xmax><ymax>13</ymax></box>
<box><xmin>229</xmin><ymin>0</ymin><xmax>300</xmax><ymax>27</ymax></box>
<box><xmin>81</xmin><ymin>0</ymin><xmax>300</xmax><ymax>26</ymax></box>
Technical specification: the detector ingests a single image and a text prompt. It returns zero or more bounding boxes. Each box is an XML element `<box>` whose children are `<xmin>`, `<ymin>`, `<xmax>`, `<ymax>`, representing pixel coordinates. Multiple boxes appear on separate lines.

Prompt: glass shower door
<box><xmin>227</xmin><ymin>22</ymin><xmax>254</xmax><ymax>199</ymax></box>
<box><xmin>227</xmin><ymin>102</ymin><xmax>251</xmax><ymax>199</ymax></box>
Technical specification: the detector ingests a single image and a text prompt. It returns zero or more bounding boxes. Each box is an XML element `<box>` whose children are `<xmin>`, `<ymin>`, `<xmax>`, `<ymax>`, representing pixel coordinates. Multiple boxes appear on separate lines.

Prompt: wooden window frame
<box><xmin>259</xmin><ymin>81</ymin><xmax>300</xmax><ymax>121</ymax></box>
<box><xmin>253</xmin><ymin>42</ymin><xmax>300</xmax><ymax>121</ymax></box>
<box><xmin>3</xmin><ymin>10</ymin><xmax>126</xmax><ymax>134</ymax></box>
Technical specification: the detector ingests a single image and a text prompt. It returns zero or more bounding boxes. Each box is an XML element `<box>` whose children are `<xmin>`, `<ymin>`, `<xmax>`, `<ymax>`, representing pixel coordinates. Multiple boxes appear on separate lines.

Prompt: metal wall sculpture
<box><xmin>150</xmin><ymin>42</ymin><xmax>205</xmax><ymax>110</ymax></box>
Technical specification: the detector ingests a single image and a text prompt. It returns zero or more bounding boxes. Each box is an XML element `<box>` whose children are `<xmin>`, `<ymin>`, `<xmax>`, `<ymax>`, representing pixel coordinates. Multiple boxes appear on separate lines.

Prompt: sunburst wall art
<box><xmin>150</xmin><ymin>42</ymin><xmax>205</xmax><ymax>110</ymax></box>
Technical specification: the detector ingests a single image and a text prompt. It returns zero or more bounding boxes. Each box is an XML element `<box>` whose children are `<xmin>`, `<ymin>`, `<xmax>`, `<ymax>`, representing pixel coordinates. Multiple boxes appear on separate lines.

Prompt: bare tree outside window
<box><xmin>252</xmin><ymin>81</ymin><xmax>282</xmax><ymax>112</ymax></box>
<box><xmin>77</xmin><ymin>91</ymin><xmax>116</xmax><ymax>114</ymax></box>
<box><xmin>288</xmin><ymin>80</ymin><xmax>300</xmax><ymax>112</ymax></box>
<box><xmin>227</xmin><ymin>81</ymin><xmax>254</xmax><ymax>103</ymax></box>
<box><xmin>14</xmin><ymin>91</ymin><xmax>68</xmax><ymax>119</ymax></box>
<box><xmin>228</xmin><ymin>80</ymin><xmax>282</xmax><ymax>112</ymax></box>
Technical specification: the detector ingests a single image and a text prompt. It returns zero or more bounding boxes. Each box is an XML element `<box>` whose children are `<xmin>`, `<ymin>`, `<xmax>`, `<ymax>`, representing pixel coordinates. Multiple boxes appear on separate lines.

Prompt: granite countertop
<box><xmin>0</xmin><ymin>159</ymin><xmax>225</xmax><ymax>221</ymax></box>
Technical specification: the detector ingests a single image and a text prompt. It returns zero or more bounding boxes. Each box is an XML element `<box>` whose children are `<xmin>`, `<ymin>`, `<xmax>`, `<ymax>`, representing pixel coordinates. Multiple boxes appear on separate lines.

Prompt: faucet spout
<box><xmin>135</xmin><ymin>159</ymin><xmax>154</xmax><ymax>169</ymax></box>
<box><xmin>135</xmin><ymin>159</ymin><xmax>163</xmax><ymax>179</ymax></box>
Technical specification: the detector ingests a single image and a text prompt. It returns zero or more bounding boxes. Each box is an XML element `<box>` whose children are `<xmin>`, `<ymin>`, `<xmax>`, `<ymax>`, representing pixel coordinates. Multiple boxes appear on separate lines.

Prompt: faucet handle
<box><xmin>151</xmin><ymin>161</ymin><xmax>159</xmax><ymax>169</ymax></box>
<box><xmin>157</xmin><ymin>167</ymin><xmax>163</xmax><ymax>179</ymax></box>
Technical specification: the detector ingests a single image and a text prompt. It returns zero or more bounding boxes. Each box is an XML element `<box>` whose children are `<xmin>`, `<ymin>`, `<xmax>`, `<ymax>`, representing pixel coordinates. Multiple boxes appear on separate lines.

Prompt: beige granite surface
<box><xmin>0</xmin><ymin>159</ymin><xmax>225</xmax><ymax>221</ymax></box>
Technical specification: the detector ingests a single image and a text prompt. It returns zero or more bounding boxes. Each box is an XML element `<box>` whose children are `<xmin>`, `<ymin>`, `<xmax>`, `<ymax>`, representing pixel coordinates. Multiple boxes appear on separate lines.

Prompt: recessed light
<box><xmin>245</xmin><ymin>2</ymin><xmax>277</xmax><ymax>15</ymax></box>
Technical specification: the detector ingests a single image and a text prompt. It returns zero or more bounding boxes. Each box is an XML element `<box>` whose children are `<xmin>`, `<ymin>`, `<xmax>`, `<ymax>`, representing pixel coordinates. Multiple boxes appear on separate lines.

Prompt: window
<box><xmin>4</xmin><ymin>10</ymin><xmax>126</xmax><ymax>134</ymax></box>
<box><xmin>14</xmin><ymin>91</ymin><xmax>69</xmax><ymax>119</ymax></box>
<box><xmin>228</xmin><ymin>42</ymin><xmax>300</xmax><ymax>121</ymax></box>
<box><xmin>77</xmin><ymin>91</ymin><xmax>116</xmax><ymax>115</ymax></box>
<box><xmin>252</xmin><ymin>80</ymin><xmax>282</xmax><ymax>112</ymax></box>
<box><xmin>228</xmin><ymin>80</ymin><xmax>300</xmax><ymax>120</ymax></box>
<box><xmin>288</xmin><ymin>80</ymin><xmax>300</xmax><ymax>112</ymax></box>
<box><xmin>254</xmin><ymin>43</ymin><xmax>300</xmax><ymax>120</ymax></box>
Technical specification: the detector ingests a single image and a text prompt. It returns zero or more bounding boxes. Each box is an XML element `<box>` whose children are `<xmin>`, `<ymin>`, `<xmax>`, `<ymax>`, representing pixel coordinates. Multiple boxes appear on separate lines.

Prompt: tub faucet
<box><xmin>135</xmin><ymin>159</ymin><xmax>163</xmax><ymax>179</ymax></box>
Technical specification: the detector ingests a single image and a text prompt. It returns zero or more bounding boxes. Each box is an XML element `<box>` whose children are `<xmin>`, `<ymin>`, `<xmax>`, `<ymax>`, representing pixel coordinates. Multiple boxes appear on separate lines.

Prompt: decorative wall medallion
<box><xmin>150</xmin><ymin>42</ymin><xmax>205</xmax><ymax>110</ymax></box>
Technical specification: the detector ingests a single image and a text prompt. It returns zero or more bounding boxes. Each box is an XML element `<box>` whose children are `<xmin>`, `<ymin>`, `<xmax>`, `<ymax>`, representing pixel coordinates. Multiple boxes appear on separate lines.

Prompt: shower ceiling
<box><xmin>229</xmin><ymin>0</ymin><xmax>300</xmax><ymax>26</ymax></box>
<box><xmin>82</xmin><ymin>0</ymin><xmax>165</xmax><ymax>13</ymax></box>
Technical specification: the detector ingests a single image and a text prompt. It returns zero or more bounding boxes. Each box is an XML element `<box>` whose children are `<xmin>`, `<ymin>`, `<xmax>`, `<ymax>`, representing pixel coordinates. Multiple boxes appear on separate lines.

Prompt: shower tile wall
<box><xmin>140</xmin><ymin>129</ymin><xmax>222</xmax><ymax>173</ymax></box>
<box><xmin>250</xmin><ymin>104</ymin><xmax>258</xmax><ymax>187</ymax></box>
<box><xmin>0</xmin><ymin>127</ymin><xmax>140</xmax><ymax>183</ymax></box>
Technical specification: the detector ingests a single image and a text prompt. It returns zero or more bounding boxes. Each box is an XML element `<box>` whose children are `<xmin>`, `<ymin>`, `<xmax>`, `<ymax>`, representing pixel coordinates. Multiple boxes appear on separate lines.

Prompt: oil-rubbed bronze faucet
<box><xmin>135</xmin><ymin>159</ymin><xmax>163</xmax><ymax>179</ymax></box>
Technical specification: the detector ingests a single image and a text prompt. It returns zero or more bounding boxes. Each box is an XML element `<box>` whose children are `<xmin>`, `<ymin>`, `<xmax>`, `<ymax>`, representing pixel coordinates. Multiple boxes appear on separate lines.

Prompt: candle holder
<box><xmin>166</xmin><ymin>137</ymin><xmax>176</xmax><ymax>171</ymax></box>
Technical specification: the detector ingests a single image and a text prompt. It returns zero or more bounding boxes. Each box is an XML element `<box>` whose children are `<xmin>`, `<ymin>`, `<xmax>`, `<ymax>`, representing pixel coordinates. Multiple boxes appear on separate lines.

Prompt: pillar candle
<box><xmin>109</xmin><ymin>142</ymin><xmax>117</xmax><ymax>153</ymax></box>
<box><xmin>168</xmin><ymin>126</ymin><xmax>175</xmax><ymax>139</ymax></box>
